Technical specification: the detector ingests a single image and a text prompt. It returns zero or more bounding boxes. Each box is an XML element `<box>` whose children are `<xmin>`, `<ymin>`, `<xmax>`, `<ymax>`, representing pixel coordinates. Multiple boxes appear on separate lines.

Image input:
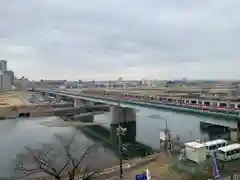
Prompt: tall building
<box><xmin>3</xmin><ymin>70</ymin><xmax>14</xmax><ymax>85</ymax></box>
<box><xmin>0</xmin><ymin>60</ymin><xmax>7</xmax><ymax>71</ymax></box>
<box><xmin>0</xmin><ymin>71</ymin><xmax>11</xmax><ymax>89</ymax></box>
<box><xmin>0</xmin><ymin>60</ymin><xmax>14</xmax><ymax>89</ymax></box>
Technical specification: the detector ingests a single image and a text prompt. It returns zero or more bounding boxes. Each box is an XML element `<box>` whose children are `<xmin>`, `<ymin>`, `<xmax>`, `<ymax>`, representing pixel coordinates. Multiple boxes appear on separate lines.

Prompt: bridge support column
<box><xmin>74</xmin><ymin>99</ymin><xmax>84</xmax><ymax>107</ymax></box>
<box><xmin>230</xmin><ymin>128</ymin><xmax>238</xmax><ymax>141</ymax></box>
<box><xmin>231</xmin><ymin>121</ymin><xmax>240</xmax><ymax>141</ymax></box>
<box><xmin>44</xmin><ymin>92</ymin><xmax>49</xmax><ymax>99</ymax></box>
<box><xmin>238</xmin><ymin>121</ymin><xmax>240</xmax><ymax>140</ymax></box>
<box><xmin>110</xmin><ymin>106</ymin><xmax>136</xmax><ymax>144</ymax></box>
<box><xmin>56</xmin><ymin>94</ymin><xmax>61</xmax><ymax>103</ymax></box>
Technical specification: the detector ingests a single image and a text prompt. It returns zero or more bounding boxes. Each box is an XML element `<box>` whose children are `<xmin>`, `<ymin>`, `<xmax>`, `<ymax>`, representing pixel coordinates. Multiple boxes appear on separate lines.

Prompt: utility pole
<box><xmin>116</xmin><ymin>99</ymin><xmax>126</xmax><ymax>180</ymax></box>
<box><xmin>117</xmin><ymin>125</ymin><xmax>126</xmax><ymax>180</ymax></box>
<box><xmin>164</xmin><ymin>119</ymin><xmax>169</xmax><ymax>154</ymax></box>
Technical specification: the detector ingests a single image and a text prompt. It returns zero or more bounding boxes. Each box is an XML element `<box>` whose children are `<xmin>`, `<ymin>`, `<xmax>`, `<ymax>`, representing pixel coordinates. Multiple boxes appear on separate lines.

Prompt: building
<box><xmin>3</xmin><ymin>70</ymin><xmax>14</xmax><ymax>85</ymax></box>
<box><xmin>0</xmin><ymin>60</ymin><xmax>7</xmax><ymax>71</ymax></box>
<box><xmin>0</xmin><ymin>71</ymin><xmax>12</xmax><ymax>89</ymax></box>
<box><xmin>0</xmin><ymin>60</ymin><xmax>15</xmax><ymax>89</ymax></box>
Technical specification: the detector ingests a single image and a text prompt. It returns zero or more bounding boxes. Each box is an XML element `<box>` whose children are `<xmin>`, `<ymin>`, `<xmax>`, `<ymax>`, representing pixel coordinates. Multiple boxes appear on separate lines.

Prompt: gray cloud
<box><xmin>0</xmin><ymin>0</ymin><xmax>240</xmax><ymax>80</ymax></box>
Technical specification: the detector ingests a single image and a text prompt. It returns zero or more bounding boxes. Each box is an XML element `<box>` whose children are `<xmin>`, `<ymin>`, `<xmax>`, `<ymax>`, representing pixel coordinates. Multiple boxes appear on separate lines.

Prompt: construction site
<box><xmin>0</xmin><ymin>90</ymin><xmax>52</xmax><ymax>119</ymax></box>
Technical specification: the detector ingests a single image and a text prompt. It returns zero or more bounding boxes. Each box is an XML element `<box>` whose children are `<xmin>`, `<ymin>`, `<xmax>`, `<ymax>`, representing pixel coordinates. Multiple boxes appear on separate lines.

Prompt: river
<box><xmin>0</xmin><ymin>107</ymin><xmax>231</xmax><ymax>177</ymax></box>
<box><xmin>95</xmin><ymin>107</ymin><xmax>232</xmax><ymax>149</ymax></box>
<box><xmin>0</xmin><ymin>117</ymin><xmax>117</xmax><ymax>178</ymax></box>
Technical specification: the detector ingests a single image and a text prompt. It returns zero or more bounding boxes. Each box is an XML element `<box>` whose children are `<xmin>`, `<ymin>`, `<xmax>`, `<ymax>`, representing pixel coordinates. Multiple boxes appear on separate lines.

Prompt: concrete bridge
<box><xmin>32</xmin><ymin>88</ymin><xmax>139</xmax><ymax>143</ymax></box>
<box><xmin>17</xmin><ymin>104</ymin><xmax>109</xmax><ymax>120</ymax></box>
<box><xmin>32</xmin><ymin>88</ymin><xmax>240</xmax><ymax>142</ymax></box>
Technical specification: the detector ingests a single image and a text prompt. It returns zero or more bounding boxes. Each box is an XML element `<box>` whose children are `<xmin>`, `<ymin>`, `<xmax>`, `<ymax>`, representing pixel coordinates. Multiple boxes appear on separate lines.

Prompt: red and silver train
<box><xmin>121</xmin><ymin>93</ymin><xmax>240</xmax><ymax>111</ymax></box>
<box><xmin>83</xmin><ymin>89</ymin><xmax>240</xmax><ymax>112</ymax></box>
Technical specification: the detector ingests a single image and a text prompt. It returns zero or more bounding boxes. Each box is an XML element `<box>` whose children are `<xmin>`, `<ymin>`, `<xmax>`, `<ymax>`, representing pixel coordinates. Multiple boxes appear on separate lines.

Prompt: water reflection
<box><xmin>0</xmin><ymin>107</ymin><xmax>234</xmax><ymax>177</ymax></box>
<box><xmin>94</xmin><ymin>107</ymin><xmax>233</xmax><ymax>149</ymax></box>
<box><xmin>0</xmin><ymin>117</ymin><xmax>117</xmax><ymax>178</ymax></box>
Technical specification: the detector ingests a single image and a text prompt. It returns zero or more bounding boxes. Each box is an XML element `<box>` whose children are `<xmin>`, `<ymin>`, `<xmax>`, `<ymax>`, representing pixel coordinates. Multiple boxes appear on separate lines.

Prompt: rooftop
<box><xmin>204</xmin><ymin>139</ymin><xmax>227</xmax><ymax>147</ymax></box>
<box><xmin>184</xmin><ymin>141</ymin><xmax>206</xmax><ymax>149</ymax></box>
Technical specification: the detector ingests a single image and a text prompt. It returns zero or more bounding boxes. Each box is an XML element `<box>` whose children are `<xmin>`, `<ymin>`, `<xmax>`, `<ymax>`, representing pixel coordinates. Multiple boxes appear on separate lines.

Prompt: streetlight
<box><xmin>117</xmin><ymin>125</ymin><xmax>126</xmax><ymax>180</ymax></box>
<box><xmin>157</xmin><ymin>115</ymin><xmax>170</xmax><ymax>153</ymax></box>
<box><xmin>116</xmin><ymin>99</ymin><xmax>126</xmax><ymax>180</ymax></box>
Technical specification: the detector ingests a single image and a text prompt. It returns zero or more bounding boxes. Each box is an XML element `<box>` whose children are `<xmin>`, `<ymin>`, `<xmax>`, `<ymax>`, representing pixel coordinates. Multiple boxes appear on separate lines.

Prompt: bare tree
<box><xmin>12</xmin><ymin>133</ymin><xmax>105</xmax><ymax>180</ymax></box>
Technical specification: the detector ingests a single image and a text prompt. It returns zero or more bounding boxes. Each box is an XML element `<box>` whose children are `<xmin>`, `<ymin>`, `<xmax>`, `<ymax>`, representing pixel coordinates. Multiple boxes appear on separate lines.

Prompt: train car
<box><xmin>120</xmin><ymin>93</ymin><xmax>240</xmax><ymax>112</ymax></box>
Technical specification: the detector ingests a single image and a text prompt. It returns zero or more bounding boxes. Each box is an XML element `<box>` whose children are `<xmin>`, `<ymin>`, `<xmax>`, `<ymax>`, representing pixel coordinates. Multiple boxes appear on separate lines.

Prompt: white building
<box><xmin>0</xmin><ymin>71</ymin><xmax>12</xmax><ymax>89</ymax></box>
<box><xmin>184</xmin><ymin>141</ymin><xmax>207</xmax><ymax>164</ymax></box>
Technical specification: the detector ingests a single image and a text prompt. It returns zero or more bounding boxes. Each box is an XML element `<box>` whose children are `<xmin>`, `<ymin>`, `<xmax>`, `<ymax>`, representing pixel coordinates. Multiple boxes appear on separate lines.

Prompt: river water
<box><xmin>95</xmin><ymin>107</ymin><xmax>232</xmax><ymax>149</ymax></box>
<box><xmin>0</xmin><ymin>107</ymin><xmax>231</xmax><ymax>177</ymax></box>
<box><xmin>0</xmin><ymin>117</ymin><xmax>117</xmax><ymax>178</ymax></box>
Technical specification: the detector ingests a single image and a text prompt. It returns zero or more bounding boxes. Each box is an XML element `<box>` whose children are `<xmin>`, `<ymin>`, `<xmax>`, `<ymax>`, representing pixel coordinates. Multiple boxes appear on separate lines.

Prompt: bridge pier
<box><xmin>230</xmin><ymin>129</ymin><xmax>238</xmax><ymax>141</ymax></box>
<box><xmin>238</xmin><ymin>121</ymin><xmax>240</xmax><ymax>140</ymax></box>
<box><xmin>74</xmin><ymin>99</ymin><xmax>84</xmax><ymax>107</ymax></box>
<box><xmin>229</xmin><ymin>121</ymin><xmax>240</xmax><ymax>141</ymax></box>
<box><xmin>110</xmin><ymin>106</ymin><xmax>136</xmax><ymax>143</ymax></box>
<box><xmin>56</xmin><ymin>94</ymin><xmax>61</xmax><ymax>102</ymax></box>
<box><xmin>44</xmin><ymin>92</ymin><xmax>49</xmax><ymax>99</ymax></box>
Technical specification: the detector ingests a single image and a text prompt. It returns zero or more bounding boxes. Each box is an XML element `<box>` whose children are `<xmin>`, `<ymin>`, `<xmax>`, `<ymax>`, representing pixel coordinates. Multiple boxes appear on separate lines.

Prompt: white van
<box><xmin>216</xmin><ymin>143</ymin><xmax>240</xmax><ymax>161</ymax></box>
<box><xmin>204</xmin><ymin>139</ymin><xmax>228</xmax><ymax>156</ymax></box>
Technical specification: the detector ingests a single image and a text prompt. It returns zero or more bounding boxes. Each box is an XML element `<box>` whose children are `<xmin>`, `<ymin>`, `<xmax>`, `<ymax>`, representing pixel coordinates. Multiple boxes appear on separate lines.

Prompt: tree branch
<box><xmin>13</xmin><ymin>133</ymin><xmax>102</xmax><ymax>180</ymax></box>
<box><xmin>75</xmin><ymin>143</ymin><xmax>100</xmax><ymax>168</ymax></box>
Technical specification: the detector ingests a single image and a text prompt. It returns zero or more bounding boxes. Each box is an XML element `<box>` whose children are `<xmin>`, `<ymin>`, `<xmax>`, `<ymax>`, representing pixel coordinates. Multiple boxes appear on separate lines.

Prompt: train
<box><xmin>121</xmin><ymin>93</ymin><xmax>240</xmax><ymax>111</ymax></box>
<box><xmin>82</xmin><ymin>89</ymin><xmax>240</xmax><ymax>112</ymax></box>
<box><xmin>94</xmin><ymin>89</ymin><xmax>240</xmax><ymax>113</ymax></box>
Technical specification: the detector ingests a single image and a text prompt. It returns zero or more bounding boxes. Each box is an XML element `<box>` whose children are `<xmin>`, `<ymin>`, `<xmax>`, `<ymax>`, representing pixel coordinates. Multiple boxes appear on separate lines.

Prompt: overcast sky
<box><xmin>0</xmin><ymin>0</ymin><xmax>240</xmax><ymax>80</ymax></box>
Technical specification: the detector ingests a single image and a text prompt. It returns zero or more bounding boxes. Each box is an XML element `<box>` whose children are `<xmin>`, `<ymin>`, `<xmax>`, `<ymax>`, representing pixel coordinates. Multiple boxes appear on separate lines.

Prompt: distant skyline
<box><xmin>1</xmin><ymin>0</ymin><xmax>240</xmax><ymax>80</ymax></box>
